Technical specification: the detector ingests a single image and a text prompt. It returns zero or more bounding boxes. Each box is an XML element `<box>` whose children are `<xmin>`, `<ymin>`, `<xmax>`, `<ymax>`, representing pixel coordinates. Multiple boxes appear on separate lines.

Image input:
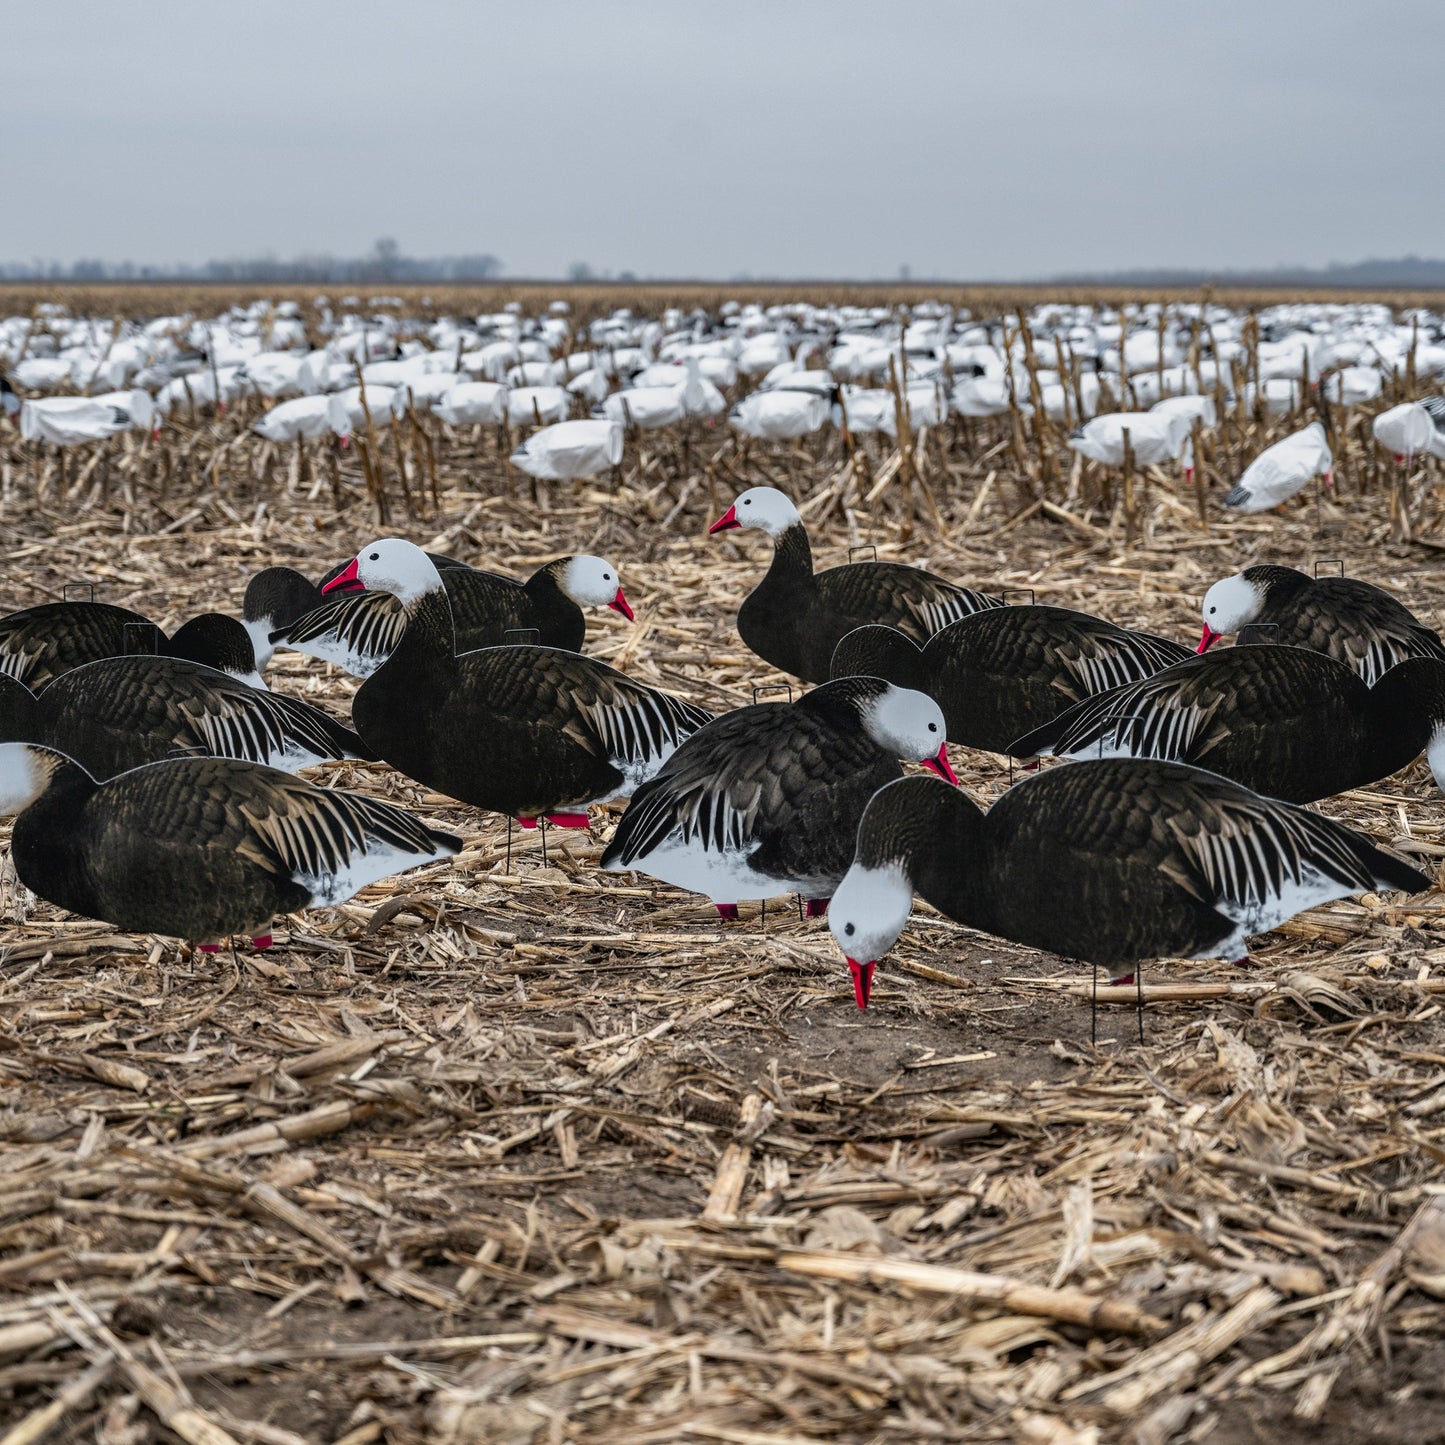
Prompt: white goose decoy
<box><xmin>1223</xmin><ymin>421</ymin><xmax>1332</xmax><ymax>513</ymax></box>
<box><xmin>434</xmin><ymin>382</ymin><xmax>511</xmax><ymax>426</ymax></box>
<box><xmin>1372</xmin><ymin>401</ymin><xmax>1445</xmax><ymax>461</ymax></box>
<box><xmin>506</xmin><ymin>386</ymin><xmax>570</xmax><ymax>427</ymax></box>
<box><xmin>253</xmin><ymin>395</ymin><xmax>337</xmax><ymax>442</ymax></box>
<box><xmin>729</xmin><ymin>390</ymin><xmax>830</xmax><ymax>439</ymax></box>
<box><xmin>20</xmin><ymin>391</ymin><xmax>155</xmax><ymax>446</ymax></box>
<box><xmin>1068</xmin><ymin>411</ymin><xmax>1192</xmax><ymax>467</ymax></box>
<box><xmin>511</xmin><ymin>420</ymin><xmax>624</xmax><ymax>480</ymax></box>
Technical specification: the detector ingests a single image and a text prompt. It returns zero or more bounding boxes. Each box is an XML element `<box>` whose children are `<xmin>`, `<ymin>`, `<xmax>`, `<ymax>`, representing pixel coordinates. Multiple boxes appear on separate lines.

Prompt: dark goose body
<box><xmin>600</xmin><ymin>677</ymin><xmax>953</xmax><ymax>910</ymax></box>
<box><xmin>1012</xmin><ymin>647</ymin><xmax>1445</xmax><ymax>803</ymax></box>
<box><xmin>829</xmin><ymin>762</ymin><xmax>1430</xmax><ymax>1006</ymax></box>
<box><xmin>0</xmin><ymin>601</ymin><xmax>157</xmax><ymax>689</ymax></box>
<box><xmin>271</xmin><ymin>556</ymin><xmax>628</xmax><ymax>678</ymax></box>
<box><xmin>0</xmin><ymin>655</ymin><xmax>369</xmax><ymax>780</ymax></box>
<box><xmin>1200</xmin><ymin>565</ymin><xmax>1445</xmax><ymax>683</ymax></box>
<box><xmin>336</xmin><ymin>539</ymin><xmax>705</xmax><ymax>821</ymax></box>
<box><xmin>831</xmin><ymin>606</ymin><xmax>1189</xmax><ymax>752</ymax></box>
<box><xmin>710</xmin><ymin>487</ymin><xmax>999</xmax><ymax>683</ymax></box>
<box><xmin>0</xmin><ymin>748</ymin><xmax>460</xmax><ymax>944</ymax></box>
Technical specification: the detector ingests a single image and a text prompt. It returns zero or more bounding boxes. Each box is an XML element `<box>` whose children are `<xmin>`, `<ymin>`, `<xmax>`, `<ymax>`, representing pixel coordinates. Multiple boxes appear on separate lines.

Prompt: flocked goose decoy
<box><xmin>327</xmin><ymin>539</ymin><xmax>707</xmax><ymax>825</ymax></box>
<box><xmin>272</xmin><ymin>554</ymin><xmax>633</xmax><ymax>678</ymax></box>
<box><xmin>242</xmin><ymin>566</ymin><xmax>360</xmax><ymax>671</ymax></box>
<box><xmin>0</xmin><ymin>654</ymin><xmax>370</xmax><ymax>782</ymax></box>
<box><xmin>709</xmin><ymin>486</ymin><xmax>1000</xmax><ymax>683</ymax></box>
<box><xmin>1198</xmin><ymin>565</ymin><xmax>1445</xmax><ymax>683</ymax></box>
<box><xmin>600</xmin><ymin>676</ymin><xmax>956</xmax><ymax>918</ymax></box>
<box><xmin>1012</xmin><ymin>646</ymin><xmax>1445</xmax><ymax>804</ymax></box>
<box><xmin>830</xmin><ymin>605</ymin><xmax>1190</xmax><ymax>754</ymax></box>
<box><xmin>0</xmin><ymin>747</ymin><xmax>460</xmax><ymax>947</ymax></box>
<box><xmin>827</xmin><ymin>761</ymin><xmax>1431</xmax><ymax>1009</ymax></box>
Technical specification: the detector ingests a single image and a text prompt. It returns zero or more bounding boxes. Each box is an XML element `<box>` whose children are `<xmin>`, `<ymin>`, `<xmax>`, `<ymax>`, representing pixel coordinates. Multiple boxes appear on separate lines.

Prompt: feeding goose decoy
<box><xmin>830</xmin><ymin>606</ymin><xmax>1190</xmax><ymax>754</ymax></box>
<box><xmin>272</xmin><ymin>554</ymin><xmax>632</xmax><ymax>678</ymax></box>
<box><xmin>0</xmin><ymin>747</ymin><xmax>460</xmax><ymax>947</ymax></box>
<box><xmin>1222</xmin><ymin>422</ymin><xmax>1332</xmax><ymax>514</ymax></box>
<box><xmin>1012</xmin><ymin>646</ymin><xmax>1445</xmax><ymax>804</ymax></box>
<box><xmin>326</xmin><ymin>539</ymin><xmax>707</xmax><ymax>825</ymax></box>
<box><xmin>0</xmin><ymin>600</ymin><xmax>267</xmax><ymax>691</ymax></box>
<box><xmin>828</xmin><ymin>762</ymin><xmax>1431</xmax><ymax>1010</ymax></box>
<box><xmin>1198</xmin><ymin>565</ymin><xmax>1445</xmax><ymax>683</ymax></box>
<box><xmin>600</xmin><ymin>677</ymin><xmax>956</xmax><ymax>919</ymax></box>
<box><xmin>0</xmin><ymin>650</ymin><xmax>371</xmax><ymax>782</ymax></box>
<box><xmin>708</xmin><ymin>486</ymin><xmax>1001</xmax><ymax>684</ymax></box>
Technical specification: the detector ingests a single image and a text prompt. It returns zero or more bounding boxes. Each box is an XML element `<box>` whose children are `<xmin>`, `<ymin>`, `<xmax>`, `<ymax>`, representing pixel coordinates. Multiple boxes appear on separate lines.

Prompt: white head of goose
<box><xmin>828</xmin><ymin>761</ymin><xmax>1432</xmax><ymax>1010</ymax></box>
<box><xmin>326</xmin><ymin>538</ymin><xmax>709</xmax><ymax>825</ymax></box>
<box><xmin>0</xmin><ymin>745</ymin><xmax>459</xmax><ymax>947</ymax></box>
<box><xmin>600</xmin><ymin>677</ymin><xmax>955</xmax><ymax>918</ymax></box>
<box><xmin>708</xmin><ymin>485</ymin><xmax>1001</xmax><ymax>684</ymax></box>
<box><xmin>1198</xmin><ymin>565</ymin><xmax>1445</xmax><ymax>683</ymax></box>
<box><xmin>273</xmin><ymin>552</ymin><xmax>632</xmax><ymax>678</ymax></box>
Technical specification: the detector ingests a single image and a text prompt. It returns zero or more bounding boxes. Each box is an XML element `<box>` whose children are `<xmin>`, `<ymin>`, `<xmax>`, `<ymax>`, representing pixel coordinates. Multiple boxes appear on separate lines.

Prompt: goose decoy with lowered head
<box><xmin>272</xmin><ymin>554</ymin><xmax>632</xmax><ymax>678</ymax></box>
<box><xmin>828</xmin><ymin>761</ymin><xmax>1430</xmax><ymax>1009</ymax></box>
<box><xmin>600</xmin><ymin>676</ymin><xmax>956</xmax><ymax>918</ymax></box>
<box><xmin>1221</xmin><ymin>422</ymin><xmax>1332</xmax><ymax>514</ymax></box>
<box><xmin>0</xmin><ymin>747</ymin><xmax>460</xmax><ymax>948</ymax></box>
<box><xmin>242</xmin><ymin>566</ymin><xmax>360</xmax><ymax>671</ymax></box>
<box><xmin>1012</xmin><ymin>646</ymin><xmax>1445</xmax><ymax>804</ymax></box>
<box><xmin>0</xmin><ymin>651</ymin><xmax>370</xmax><ymax>782</ymax></box>
<box><xmin>327</xmin><ymin>539</ymin><xmax>707</xmax><ymax>825</ymax></box>
<box><xmin>709</xmin><ymin>486</ymin><xmax>1001</xmax><ymax>684</ymax></box>
<box><xmin>830</xmin><ymin>606</ymin><xmax>1189</xmax><ymax>754</ymax></box>
<box><xmin>0</xmin><ymin>601</ymin><xmax>266</xmax><ymax>691</ymax></box>
<box><xmin>1198</xmin><ymin>565</ymin><xmax>1445</xmax><ymax>683</ymax></box>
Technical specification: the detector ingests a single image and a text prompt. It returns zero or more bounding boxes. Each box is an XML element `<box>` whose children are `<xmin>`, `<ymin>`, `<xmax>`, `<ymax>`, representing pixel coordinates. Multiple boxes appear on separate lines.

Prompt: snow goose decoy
<box><xmin>1198</xmin><ymin>564</ymin><xmax>1445</xmax><ymax>683</ymax></box>
<box><xmin>275</xmin><ymin>554</ymin><xmax>633</xmax><ymax>678</ymax></box>
<box><xmin>1012</xmin><ymin>646</ymin><xmax>1445</xmax><ymax>803</ymax></box>
<box><xmin>710</xmin><ymin>486</ymin><xmax>1001</xmax><ymax>684</ymax></box>
<box><xmin>830</xmin><ymin>606</ymin><xmax>1189</xmax><ymax>753</ymax></box>
<box><xmin>600</xmin><ymin>677</ymin><xmax>956</xmax><ymax>918</ymax></box>
<box><xmin>327</xmin><ymin>539</ymin><xmax>707</xmax><ymax>825</ymax></box>
<box><xmin>1222</xmin><ymin>422</ymin><xmax>1332</xmax><ymax>513</ymax></box>
<box><xmin>0</xmin><ymin>748</ymin><xmax>460</xmax><ymax>947</ymax></box>
<box><xmin>829</xmin><ymin>762</ymin><xmax>1431</xmax><ymax>1009</ymax></box>
<box><xmin>0</xmin><ymin>649</ymin><xmax>370</xmax><ymax>782</ymax></box>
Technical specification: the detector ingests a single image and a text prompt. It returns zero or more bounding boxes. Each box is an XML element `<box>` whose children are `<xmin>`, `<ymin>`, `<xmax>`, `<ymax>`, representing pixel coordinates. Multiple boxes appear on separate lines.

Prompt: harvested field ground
<box><xmin>4</xmin><ymin>289</ymin><xmax>1445</xmax><ymax>1443</ymax></box>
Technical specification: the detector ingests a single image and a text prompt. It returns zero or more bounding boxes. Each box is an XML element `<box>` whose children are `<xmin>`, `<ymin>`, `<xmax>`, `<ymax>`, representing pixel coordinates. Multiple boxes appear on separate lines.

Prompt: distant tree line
<box><xmin>0</xmin><ymin>239</ymin><xmax>503</xmax><ymax>284</ymax></box>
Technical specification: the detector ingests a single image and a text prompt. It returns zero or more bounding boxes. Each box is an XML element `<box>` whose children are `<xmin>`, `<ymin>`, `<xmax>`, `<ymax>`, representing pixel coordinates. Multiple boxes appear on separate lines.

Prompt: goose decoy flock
<box><xmin>9</xmin><ymin>285</ymin><xmax>1445</xmax><ymax>1434</ymax></box>
<box><xmin>1</xmin><ymin>294</ymin><xmax>1443</xmax><ymax>1002</ymax></box>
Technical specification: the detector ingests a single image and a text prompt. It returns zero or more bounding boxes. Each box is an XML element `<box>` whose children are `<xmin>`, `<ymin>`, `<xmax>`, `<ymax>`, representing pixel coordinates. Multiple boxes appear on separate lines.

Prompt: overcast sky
<box><xmin>3</xmin><ymin>1</ymin><xmax>1437</xmax><ymax>280</ymax></box>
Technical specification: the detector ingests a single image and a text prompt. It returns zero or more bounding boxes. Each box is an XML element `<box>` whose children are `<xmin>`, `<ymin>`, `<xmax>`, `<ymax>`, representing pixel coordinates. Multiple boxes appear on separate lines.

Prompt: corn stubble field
<box><xmin>4</xmin><ymin>284</ymin><xmax>1445</xmax><ymax>1445</ymax></box>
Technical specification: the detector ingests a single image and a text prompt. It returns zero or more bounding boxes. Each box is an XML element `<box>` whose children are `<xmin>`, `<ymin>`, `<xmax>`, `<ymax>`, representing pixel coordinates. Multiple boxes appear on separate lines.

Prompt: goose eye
<box><xmin>369</xmin><ymin>552</ymin><xmax>380</xmax><ymax>561</ymax></box>
<box><xmin>743</xmin><ymin>498</ymin><xmax>751</xmax><ymax>505</ymax></box>
<box><xmin>844</xmin><ymin>923</ymin><xmax>856</xmax><ymax>937</ymax></box>
<box><xmin>1208</xmin><ymin>606</ymin><xmax>1216</xmax><ymax>614</ymax></box>
<box><xmin>928</xmin><ymin>722</ymin><xmax>938</xmax><ymax>732</ymax></box>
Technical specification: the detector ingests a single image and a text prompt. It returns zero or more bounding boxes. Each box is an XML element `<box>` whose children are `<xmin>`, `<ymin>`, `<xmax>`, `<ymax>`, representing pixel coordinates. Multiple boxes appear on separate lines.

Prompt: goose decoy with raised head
<box><xmin>828</xmin><ymin>762</ymin><xmax>1430</xmax><ymax>1009</ymax></box>
<box><xmin>327</xmin><ymin>539</ymin><xmax>706</xmax><ymax>824</ymax></box>
<box><xmin>273</xmin><ymin>554</ymin><xmax>632</xmax><ymax>678</ymax></box>
<box><xmin>0</xmin><ymin>747</ymin><xmax>460</xmax><ymax>947</ymax></box>
<box><xmin>1012</xmin><ymin>646</ymin><xmax>1445</xmax><ymax>803</ymax></box>
<box><xmin>600</xmin><ymin>676</ymin><xmax>956</xmax><ymax>918</ymax></box>
<box><xmin>1198</xmin><ymin>565</ymin><xmax>1445</xmax><ymax>683</ymax></box>
<box><xmin>709</xmin><ymin>486</ymin><xmax>1000</xmax><ymax>683</ymax></box>
<box><xmin>830</xmin><ymin>605</ymin><xmax>1189</xmax><ymax>753</ymax></box>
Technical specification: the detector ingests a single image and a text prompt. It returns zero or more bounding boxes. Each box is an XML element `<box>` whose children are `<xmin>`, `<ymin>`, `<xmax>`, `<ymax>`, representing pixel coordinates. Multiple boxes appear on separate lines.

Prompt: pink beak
<box><xmin>322</xmin><ymin>558</ymin><xmax>362</xmax><ymax>595</ymax></box>
<box><xmin>609</xmin><ymin>586</ymin><xmax>635</xmax><ymax>621</ymax></box>
<box><xmin>848</xmin><ymin>958</ymin><xmax>875</xmax><ymax>1010</ymax></box>
<box><xmin>921</xmin><ymin>743</ymin><xmax>958</xmax><ymax>785</ymax></box>
<box><xmin>708</xmin><ymin>505</ymin><xmax>740</xmax><ymax>534</ymax></box>
<box><xmin>1196</xmin><ymin>624</ymin><xmax>1221</xmax><ymax>655</ymax></box>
